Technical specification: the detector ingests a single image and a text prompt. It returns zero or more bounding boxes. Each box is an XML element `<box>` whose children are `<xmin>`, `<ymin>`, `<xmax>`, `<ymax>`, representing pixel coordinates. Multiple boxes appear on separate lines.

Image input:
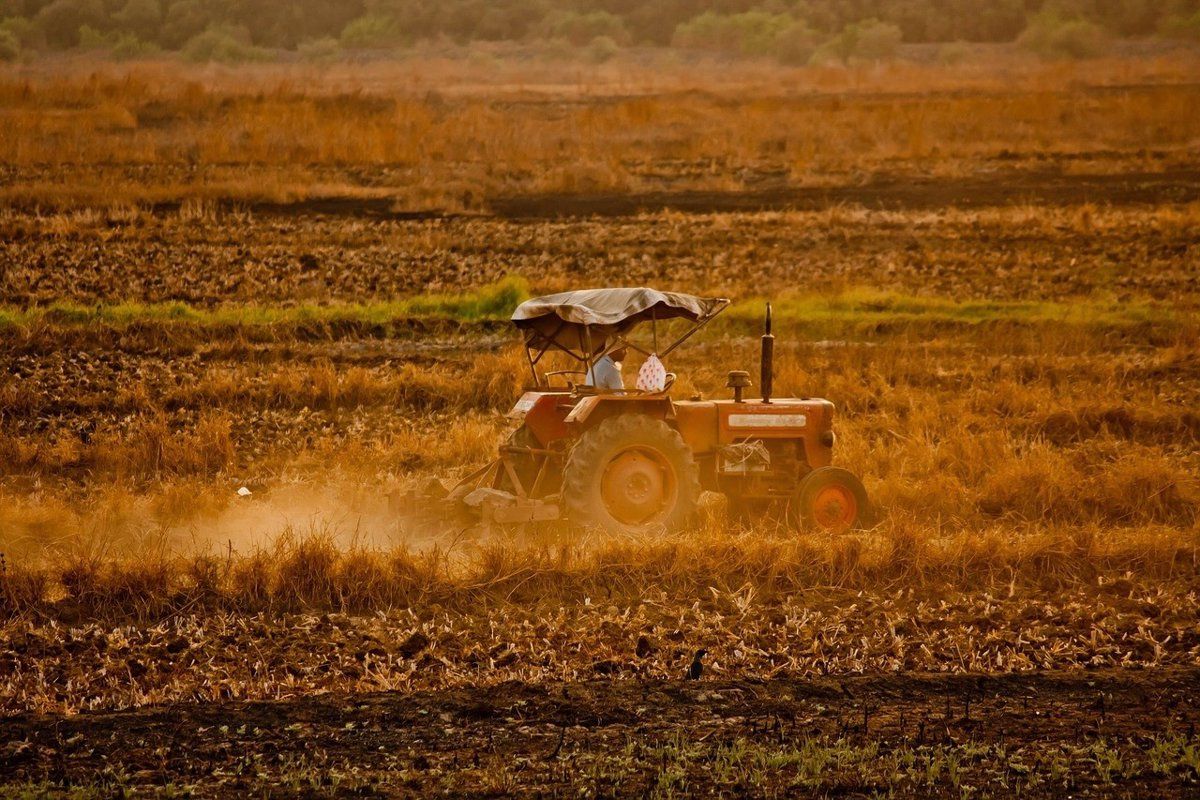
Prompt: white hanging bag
<box><xmin>636</xmin><ymin>353</ymin><xmax>668</xmax><ymax>393</ymax></box>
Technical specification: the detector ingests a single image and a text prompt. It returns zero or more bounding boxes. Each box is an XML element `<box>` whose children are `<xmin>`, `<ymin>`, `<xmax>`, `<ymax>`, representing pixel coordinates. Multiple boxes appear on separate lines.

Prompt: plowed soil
<box><xmin>4</xmin><ymin>179</ymin><xmax>1198</xmax><ymax>307</ymax></box>
<box><xmin>488</xmin><ymin>169</ymin><xmax>1200</xmax><ymax>217</ymax></box>
<box><xmin>2</xmin><ymin>669</ymin><xmax>1197</xmax><ymax>797</ymax></box>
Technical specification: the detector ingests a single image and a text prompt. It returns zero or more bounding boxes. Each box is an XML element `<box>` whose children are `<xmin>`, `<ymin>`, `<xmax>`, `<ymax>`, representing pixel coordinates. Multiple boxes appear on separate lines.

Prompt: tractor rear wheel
<box><xmin>562</xmin><ymin>415</ymin><xmax>701</xmax><ymax>534</ymax></box>
<box><xmin>790</xmin><ymin>467</ymin><xmax>870</xmax><ymax>532</ymax></box>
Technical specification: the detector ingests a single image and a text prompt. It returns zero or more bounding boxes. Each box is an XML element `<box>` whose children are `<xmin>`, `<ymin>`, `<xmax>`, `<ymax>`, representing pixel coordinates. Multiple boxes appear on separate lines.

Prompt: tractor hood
<box><xmin>512</xmin><ymin>287</ymin><xmax>727</xmax><ymax>355</ymax></box>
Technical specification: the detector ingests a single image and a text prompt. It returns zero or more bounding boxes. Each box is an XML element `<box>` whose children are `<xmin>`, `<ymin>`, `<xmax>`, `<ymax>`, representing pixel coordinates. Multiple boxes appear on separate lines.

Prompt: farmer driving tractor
<box><xmin>586</xmin><ymin>340</ymin><xmax>628</xmax><ymax>392</ymax></box>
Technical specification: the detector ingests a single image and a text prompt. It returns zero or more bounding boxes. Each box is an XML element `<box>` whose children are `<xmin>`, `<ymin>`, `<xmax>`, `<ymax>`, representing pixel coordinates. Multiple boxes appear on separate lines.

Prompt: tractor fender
<box><xmin>564</xmin><ymin>395</ymin><xmax>675</xmax><ymax>429</ymax></box>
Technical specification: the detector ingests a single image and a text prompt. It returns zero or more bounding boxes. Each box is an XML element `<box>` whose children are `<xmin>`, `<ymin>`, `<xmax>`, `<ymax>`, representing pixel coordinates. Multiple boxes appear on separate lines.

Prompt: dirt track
<box><xmin>2</xmin><ymin>668</ymin><xmax>1198</xmax><ymax>797</ymax></box>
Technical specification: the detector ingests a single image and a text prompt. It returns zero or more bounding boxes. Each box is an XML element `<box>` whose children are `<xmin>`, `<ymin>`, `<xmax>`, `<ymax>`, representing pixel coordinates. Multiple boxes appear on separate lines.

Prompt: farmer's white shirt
<box><xmin>586</xmin><ymin>355</ymin><xmax>623</xmax><ymax>391</ymax></box>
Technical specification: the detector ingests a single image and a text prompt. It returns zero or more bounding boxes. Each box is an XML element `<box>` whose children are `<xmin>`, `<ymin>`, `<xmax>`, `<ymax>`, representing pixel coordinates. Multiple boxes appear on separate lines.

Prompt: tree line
<box><xmin>1</xmin><ymin>0</ymin><xmax>1198</xmax><ymax>62</ymax></box>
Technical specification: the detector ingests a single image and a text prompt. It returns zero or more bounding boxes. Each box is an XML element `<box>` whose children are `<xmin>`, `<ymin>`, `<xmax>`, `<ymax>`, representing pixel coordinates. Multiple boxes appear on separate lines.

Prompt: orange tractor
<box><xmin>411</xmin><ymin>288</ymin><xmax>869</xmax><ymax>535</ymax></box>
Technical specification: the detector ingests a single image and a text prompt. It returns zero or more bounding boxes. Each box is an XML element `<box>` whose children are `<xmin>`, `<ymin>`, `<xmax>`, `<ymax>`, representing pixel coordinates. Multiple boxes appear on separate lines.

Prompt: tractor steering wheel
<box><xmin>543</xmin><ymin>370</ymin><xmax>588</xmax><ymax>389</ymax></box>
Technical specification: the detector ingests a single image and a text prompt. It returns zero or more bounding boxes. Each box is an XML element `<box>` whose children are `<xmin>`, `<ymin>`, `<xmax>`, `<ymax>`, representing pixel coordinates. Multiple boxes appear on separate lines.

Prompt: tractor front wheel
<box><xmin>562</xmin><ymin>415</ymin><xmax>701</xmax><ymax>534</ymax></box>
<box><xmin>790</xmin><ymin>467</ymin><xmax>870</xmax><ymax>533</ymax></box>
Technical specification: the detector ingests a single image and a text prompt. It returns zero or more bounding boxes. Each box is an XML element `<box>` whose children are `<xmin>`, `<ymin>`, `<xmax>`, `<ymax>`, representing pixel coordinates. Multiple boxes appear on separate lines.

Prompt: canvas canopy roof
<box><xmin>512</xmin><ymin>288</ymin><xmax>728</xmax><ymax>357</ymax></box>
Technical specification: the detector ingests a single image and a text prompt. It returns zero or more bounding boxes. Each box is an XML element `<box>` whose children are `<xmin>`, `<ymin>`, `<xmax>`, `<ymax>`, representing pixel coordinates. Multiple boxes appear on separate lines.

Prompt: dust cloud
<box><xmin>0</xmin><ymin>479</ymin><xmax>470</xmax><ymax>565</ymax></box>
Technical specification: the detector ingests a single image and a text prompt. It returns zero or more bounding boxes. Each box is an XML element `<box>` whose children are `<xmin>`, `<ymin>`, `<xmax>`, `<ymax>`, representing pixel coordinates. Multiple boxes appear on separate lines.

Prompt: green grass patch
<box><xmin>3</xmin><ymin>277</ymin><xmax>532</xmax><ymax>330</ymax></box>
<box><xmin>727</xmin><ymin>289</ymin><xmax>1176</xmax><ymax>329</ymax></box>
<box><xmin>0</xmin><ymin>280</ymin><xmax>1183</xmax><ymax>334</ymax></box>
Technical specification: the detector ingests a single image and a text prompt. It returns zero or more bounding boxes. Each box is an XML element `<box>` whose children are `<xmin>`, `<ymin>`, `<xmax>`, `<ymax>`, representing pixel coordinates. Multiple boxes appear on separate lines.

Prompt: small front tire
<box><xmin>791</xmin><ymin>467</ymin><xmax>870</xmax><ymax>532</ymax></box>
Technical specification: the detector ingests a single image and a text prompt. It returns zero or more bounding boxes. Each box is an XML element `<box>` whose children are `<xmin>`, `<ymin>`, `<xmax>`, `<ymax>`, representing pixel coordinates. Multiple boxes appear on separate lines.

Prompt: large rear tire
<box><xmin>562</xmin><ymin>415</ymin><xmax>701</xmax><ymax>534</ymax></box>
<box><xmin>790</xmin><ymin>467</ymin><xmax>870</xmax><ymax>532</ymax></box>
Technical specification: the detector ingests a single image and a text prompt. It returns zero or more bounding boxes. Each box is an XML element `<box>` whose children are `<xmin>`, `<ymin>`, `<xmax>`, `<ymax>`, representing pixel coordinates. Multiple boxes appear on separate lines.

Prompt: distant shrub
<box><xmin>807</xmin><ymin>40</ymin><xmax>837</xmax><ymax>64</ymax></box>
<box><xmin>0</xmin><ymin>27</ymin><xmax>18</xmax><ymax>61</ymax></box>
<box><xmin>673</xmin><ymin>12</ymin><xmax>730</xmax><ymax>51</ymax></box>
<box><xmin>465</xmin><ymin>45</ymin><xmax>497</xmax><ymax>69</ymax></box>
<box><xmin>537</xmin><ymin>37</ymin><xmax>574</xmax><ymax>60</ymax></box>
<box><xmin>672</xmin><ymin>11</ymin><xmax>794</xmax><ymax>57</ymax></box>
<box><xmin>850</xmin><ymin>18</ymin><xmax>903</xmax><ymax>61</ymax></box>
<box><xmin>586</xmin><ymin>34</ymin><xmax>619</xmax><ymax>63</ymax></box>
<box><xmin>159</xmin><ymin>0</ymin><xmax>207</xmax><ymax>49</ymax></box>
<box><xmin>937</xmin><ymin>40</ymin><xmax>972</xmax><ymax>64</ymax></box>
<box><xmin>113</xmin><ymin>0</ymin><xmax>162</xmax><ymax>42</ymax></box>
<box><xmin>773</xmin><ymin>21</ymin><xmax>818</xmax><ymax>65</ymax></box>
<box><xmin>78</xmin><ymin>23</ymin><xmax>158</xmax><ymax>58</ymax></box>
<box><xmin>298</xmin><ymin>36</ymin><xmax>340</xmax><ymax>61</ymax></box>
<box><xmin>0</xmin><ymin>16</ymin><xmax>40</xmax><ymax>48</ymax></box>
<box><xmin>182</xmin><ymin>25</ymin><xmax>269</xmax><ymax>62</ymax></box>
<box><xmin>1158</xmin><ymin>11</ymin><xmax>1200</xmax><ymax>40</ymax></box>
<box><xmin>1018</xmin><ymin>12</ymin><xmax>1108</xmax><ymax>58</ymax></box>
<box><xmin>339</xmin><ymin>13</ymin><xmax>402</xmax><ymax>49</ymax></box>
<box><xmin>76</xmin><ymin>24</ymin><xmax>110</xmax><ymax>49</ymax></box>
<box><xmin>35</xmin><ymin>0</ymin><xmax>105</xmax><ymax>48</ymax></box>
<box><xmin>111</xmin><ymin>32</ymin><xmax>160</xmax><ymax>59</ymax></box>
<box><xmin>537</xmin><ymin>10</ymin><xmax>628</xmax><ymax>46</ymax></box>
<box><xmin>811</xmin><ymin>18</ymin><xmax>902</xmax><ymax>64</ymax></box>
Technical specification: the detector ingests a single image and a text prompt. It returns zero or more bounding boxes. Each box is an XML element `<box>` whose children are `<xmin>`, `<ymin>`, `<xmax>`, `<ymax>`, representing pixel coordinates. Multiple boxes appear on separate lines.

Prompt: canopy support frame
<box><xmin>515</xmin><ymin>294</ymin><xmax>732</xmax><ymax>387</ymax></box>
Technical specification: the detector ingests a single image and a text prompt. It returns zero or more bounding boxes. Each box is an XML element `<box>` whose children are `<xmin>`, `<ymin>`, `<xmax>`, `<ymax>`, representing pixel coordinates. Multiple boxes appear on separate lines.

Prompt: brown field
<box><xmin>1</xmin><ymin>55</ymin><xmax>1199</xmax><ymax>797</ymax></box>
<box><xmin>2</xmin><ymin>56</ymin><xmax>1199</xmax><ymax>213</ymax></box>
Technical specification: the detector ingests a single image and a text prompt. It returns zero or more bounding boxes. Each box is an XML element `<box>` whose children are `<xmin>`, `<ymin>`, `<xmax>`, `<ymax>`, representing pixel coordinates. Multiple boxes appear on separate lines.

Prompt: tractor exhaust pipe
<box><xmin>760</xmin><ymin>302</ymin><xmax>774</xmax><ymax>404</ymax></box>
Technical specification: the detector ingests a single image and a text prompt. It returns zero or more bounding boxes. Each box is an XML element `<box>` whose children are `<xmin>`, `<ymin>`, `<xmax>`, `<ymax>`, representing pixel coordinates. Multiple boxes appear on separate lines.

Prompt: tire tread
<box><xmin>562</xmin><ymin>414</ymin><xmax>701</xmax><ymax>533</ymax></box>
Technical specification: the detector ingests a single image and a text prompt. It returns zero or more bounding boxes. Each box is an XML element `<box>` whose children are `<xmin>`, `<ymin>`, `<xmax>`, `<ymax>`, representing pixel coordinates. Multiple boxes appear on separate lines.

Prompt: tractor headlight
<box><xmin>819</xmin><ymin>430</ymin><xmax>835</xmax><ymax>448</ymax></box>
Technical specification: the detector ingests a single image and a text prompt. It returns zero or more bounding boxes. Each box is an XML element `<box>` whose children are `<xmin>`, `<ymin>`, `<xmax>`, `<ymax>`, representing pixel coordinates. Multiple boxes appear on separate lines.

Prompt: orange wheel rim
<box><xmin>600</xmin><ymin>447</ymin><xmax>676</xmax><ymax>526</ymax></box>
<box><xmin>811</xmin><ymin>485</ymin><xmax>858</xmax><ymax>530</ymax></box>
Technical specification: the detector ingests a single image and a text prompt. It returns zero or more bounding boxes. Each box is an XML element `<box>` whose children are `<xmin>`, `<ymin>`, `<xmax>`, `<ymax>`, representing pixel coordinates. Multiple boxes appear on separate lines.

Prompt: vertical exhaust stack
<box><xmin>760</xmin><ymin>302</ymin><xmax>774</xmax><ymax>404</ymax></box>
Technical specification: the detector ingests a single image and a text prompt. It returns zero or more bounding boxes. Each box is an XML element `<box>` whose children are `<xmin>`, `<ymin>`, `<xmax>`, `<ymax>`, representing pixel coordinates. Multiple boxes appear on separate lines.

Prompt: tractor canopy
<box><xmin>512</xmin><ymin>287</ymin><xmax>729</xmax><ymax>361</ymax></box>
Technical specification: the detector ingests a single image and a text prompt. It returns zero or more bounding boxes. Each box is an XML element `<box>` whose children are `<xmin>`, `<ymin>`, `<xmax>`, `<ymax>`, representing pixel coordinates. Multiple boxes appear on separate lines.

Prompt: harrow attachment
<box><xmin>389</xmin><ymin>445</ymin><xmax>563</xmax><ymax>535</ymax></box>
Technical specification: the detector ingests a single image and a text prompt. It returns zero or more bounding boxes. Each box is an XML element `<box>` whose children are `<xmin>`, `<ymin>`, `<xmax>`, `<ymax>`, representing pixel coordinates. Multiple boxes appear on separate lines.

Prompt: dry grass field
<box><xmin>1</xmin><ymin>56</ymin><xmax>1199</xmax><ymax>213</ymax></box>
<box><xmin>1</xmin><ymin>55</ymin><xmax>1199</xmax><ymax>797</ymax></box>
